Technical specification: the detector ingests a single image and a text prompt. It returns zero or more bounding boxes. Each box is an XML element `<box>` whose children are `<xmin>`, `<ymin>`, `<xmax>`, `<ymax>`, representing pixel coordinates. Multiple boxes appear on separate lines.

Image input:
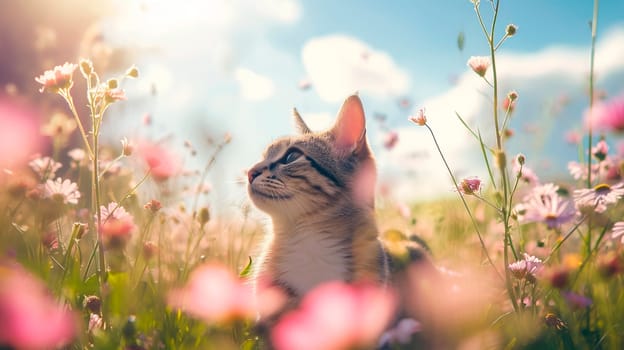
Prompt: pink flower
<box><xmin>42</xmin><ymin>178</ymin><xmax>81</xmax><ymax>205</ymax></box>
<box><xmin>35</xmin><ymin>62</ymin><xmax>77</xmax><ymax>93</ymax></box>
<box><xmin>97</xmin><ymin>202</ymin><xmax>136</xmax><ymax>248</ymax></box>
<box><xmin>408</xmin><ymin>108</ymin><xmax>427</xmax><ymax>126</ymax></box>
<box><xmin>509</xmin><ymin>253</ymin><xmax>544</xmax><ymax>282</ymax></box>
<box><xmin>585</xmin><ymin>93</ymin><xmax>624</xmax><ymax>132</ymax></box>
<box><xmin>516</xmin><ymin>183</ymin><xmax>577</xmax><ymax>229</ymax></box>
<box><xmin>167</xmin><ymin>263</ymin><xmax>255</xmax><ymax>323</ymax></box>
<box><xmin>565</xmin><ymin>130</ymin><xmax>581</xmax><ymax>145</ymax></box>
<box><xmin>0</xmin><ymin>100</ymin><xmax>43</xmax><ymax>169</ymax></box>
<box><xmin>0</xmin><ymin>264</ymin><xmax>77</xmax><ymax>349</ymax></box>
<box><xmin>458</xmin><ymin>177</ymin><xmax>481</xmax><ymax>195</ymax></box>
<box><xmin>562</xmin><ymin>291</ymin><xmax>592</xmax><ymax>309</ymax></box>
<box><xmin>467</xmin><ymin>56</ymin><xmax>490</xmax><ymax>77</ymax></box>
<box><xmin>591</xmin><ymin>140</ymin><xmax>609</xmax><ymax>161</ymax></box>
<box><xmin>105</xmin><ymin>88</ymin><xmax>127</xmax><ymax>102</ymax></box>
<box><xmin>383</xmin><ymin>131</ymin><xmax>399</xmax><ymax>150</ymax></box>
<box><xmin>271</xmin><ymin>281</ymin><xmax>396</xmax><ymax>350</ymax></box>
<box><xmin>502</xmin><ymin>96</ymin><xmax>516</xmax><ymax>113</ymax></box>
<box><xmin>138</xmin><ymin>141</ymin><xmax>181</xmax><ymax>182</ymax></box>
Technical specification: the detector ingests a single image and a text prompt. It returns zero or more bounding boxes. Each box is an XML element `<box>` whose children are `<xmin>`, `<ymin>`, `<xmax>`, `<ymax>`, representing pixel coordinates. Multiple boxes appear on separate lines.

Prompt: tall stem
<box><xmin>425</xmin><ymin>124</ymin><xmax>503</xmax><ymax>281</ymax></box>
<box><xmin>61</xmin><ymin>91</ymin><xmax>94</xmax><ymax>159</ymax></box>
<box><xmin>92</xmin><ymin>119</ymin><xmax>106</xmax><ymax>292</ymax></box>
<box><xmin>585</xmin><ymin>0</ymin><xmax>600</xmax><ymax>260</ymax></box>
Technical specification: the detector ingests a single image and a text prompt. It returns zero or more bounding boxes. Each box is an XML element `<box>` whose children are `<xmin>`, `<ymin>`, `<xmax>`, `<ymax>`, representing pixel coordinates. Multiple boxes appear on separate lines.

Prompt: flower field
<box><xmin>1</xmin><ymin>1</ymin><xmax>624</xmax><ymax>349</ymax></box>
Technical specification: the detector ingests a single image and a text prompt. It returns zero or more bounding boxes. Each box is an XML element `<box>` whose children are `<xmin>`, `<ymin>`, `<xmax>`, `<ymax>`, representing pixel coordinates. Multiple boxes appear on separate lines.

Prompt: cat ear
<box><xmin>292</xmin><ymin>108</ymin><xmax>312</xmax><ymax>134</ymax></box>
<box><xmin>331</xmin><ymin>94</ymin><xmax>366</xmax><ymax>152</ymax></box>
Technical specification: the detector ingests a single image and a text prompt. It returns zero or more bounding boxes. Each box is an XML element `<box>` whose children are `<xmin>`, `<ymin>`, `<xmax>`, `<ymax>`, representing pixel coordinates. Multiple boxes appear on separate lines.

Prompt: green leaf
<box><xmin>239</xmin><ymin>256</ymin><xmax>253</xmax><ymax>278</ymax></box>
<box><xmin>457</xmin><ymin>31</ymin><xmax>465</xmax><ymax>51</ymax></box>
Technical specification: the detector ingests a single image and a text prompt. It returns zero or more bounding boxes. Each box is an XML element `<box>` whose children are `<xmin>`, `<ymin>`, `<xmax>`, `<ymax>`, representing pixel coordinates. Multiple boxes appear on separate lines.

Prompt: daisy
<box><xmin>97</xmin><ymin>202</ymin><xmax>136</xmax><ymax>248</ymax></box>
<box><xmin>42</xmin><ymin>178</ymin><xmax>80</xmax><ymax>205</ymax></box>
<box><xmin>29</xmin><ymin>156</ymin><xmax>62</xmax><ymax>180</ymax></box>
<box><xmin>517</xmin><ymin>183</ymin><xmax>576</xmax><ymax>229</ymax></box>
<box><xmin>611</xmin><ymin>221</ymin><xmax>624</xmax><ymax>243</ymax></box>
<box><xmin>509</xmin><ymin>253</ymin><xmax>543</xmax><ymax>282</ymax></box>
<box><xmin>573</xmin><ymin>182</ymin><xmax>624</xmax><ymax>213</ymax></box>
<box><xmin>35</xmin><ymin>62</ymin><xmax>77</xmax><ymax>93</ymax></box>
<box><xmin>467</xmin><ymin>56</ymin><xmax>490</xmax><ymax>77</ymax></box>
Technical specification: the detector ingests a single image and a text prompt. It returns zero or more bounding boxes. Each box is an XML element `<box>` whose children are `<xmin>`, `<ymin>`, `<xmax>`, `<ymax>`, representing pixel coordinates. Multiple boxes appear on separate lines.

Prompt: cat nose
<box><xmin>248</xmin><ymin>167</ymin><xmax>263</xmax><ymax>184</ymax></box>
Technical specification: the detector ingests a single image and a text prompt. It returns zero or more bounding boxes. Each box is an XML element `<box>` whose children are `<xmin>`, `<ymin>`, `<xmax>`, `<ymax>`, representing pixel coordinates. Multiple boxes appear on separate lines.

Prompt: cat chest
<box><xmin>275</xmin><ymin>233</ymin><xmax>351</xmax><ymax>296</ymax></box>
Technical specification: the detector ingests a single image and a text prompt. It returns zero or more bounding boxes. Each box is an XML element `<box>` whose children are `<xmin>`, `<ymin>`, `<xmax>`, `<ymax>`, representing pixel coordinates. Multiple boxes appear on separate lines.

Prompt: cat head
<box><xmin>247</xmin><ymin>95</ymin><xmax>376</xmax><ymax>220</ymax></box>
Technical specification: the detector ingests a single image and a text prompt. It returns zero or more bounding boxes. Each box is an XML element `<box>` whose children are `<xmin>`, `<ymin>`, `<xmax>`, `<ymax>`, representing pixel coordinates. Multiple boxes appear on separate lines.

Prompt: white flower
<box><xmin>43</xmin><ymin>178</ymin><xmax>81</xmax><ymax>205</ymax></box>
<box><xmin>29</xmin><ymin>156</ymin><xmax>62</xmax><ymax>179</ymax></box>
<box><xmin>573</xmin><ymin>182</ymin><xmax>624</xmax><ymax>213</ymax></box>
<box><xmin>611</xmin><ymin>222</ymin><xmax>624</xmax><ymax>244</ymax></box>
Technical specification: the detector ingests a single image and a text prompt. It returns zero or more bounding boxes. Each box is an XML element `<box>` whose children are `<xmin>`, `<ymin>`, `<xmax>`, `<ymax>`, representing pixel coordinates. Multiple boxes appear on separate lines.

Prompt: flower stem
<box><xmin>61</xmin><ymin>91</ymin><xmax>94</xmax><ymax>159</ymax></box>
<box><xmin>425</xmin><ymin>124</ymin><xmax>503</xmax><ymax>281</ymax></box>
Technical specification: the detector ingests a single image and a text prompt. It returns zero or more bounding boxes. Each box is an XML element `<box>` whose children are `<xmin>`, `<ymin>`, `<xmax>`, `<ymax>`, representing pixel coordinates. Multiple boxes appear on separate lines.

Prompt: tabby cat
<box><xmin>247</xmin><ymin>95</ymin><xmax>425</xmax><ymax>337</ymax></box>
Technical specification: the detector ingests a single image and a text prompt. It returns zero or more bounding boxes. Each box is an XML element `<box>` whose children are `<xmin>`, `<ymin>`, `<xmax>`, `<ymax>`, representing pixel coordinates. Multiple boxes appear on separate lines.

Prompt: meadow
<box><xmin>1</xmin><ymin>1</ymin><xmax>624</xmax><ymax>349</ymax></box>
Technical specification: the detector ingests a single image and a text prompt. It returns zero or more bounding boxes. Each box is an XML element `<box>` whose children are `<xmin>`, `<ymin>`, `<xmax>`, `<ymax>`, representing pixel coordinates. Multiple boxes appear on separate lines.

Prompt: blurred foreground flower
<box><xmin>0</xmin><ymin>100</ymin><xmax>43</xmax><ymax>169</ymax></box>
<box><xmin>405</xmin><ymin>264</ymin><xmax>498</xmax><ymax>348</ymax></box>
<box><xmin>272</xmin><ymin>281</ymin><xmax>396</xmax><ymax>350</ymax></box>
<box><xmin>138</xmin><ymin>141</ymin><xmax>181</xmax><ymax>182</ymax></box>
<box><xmin>383</xmin><ymin>130</ymin><xmax>399</xmax><ymax>150</ymax></box>
<box><xmin>41</xmin><ymin>112</ymin><xmax>77</xmax><ymax>146</ymax></box>
<box><xmin>0</xmin><ymin>264</ymin><xmax>77</xmax><ymax>349</ymax></box>
<box><xmin>98</xmin><ymin>202</ymin><xmax>136</xmax><ymax>248</ymax></box>
<box><xmin>35</xmin><ymin>62</ymin><xmax>77</xmax><ymax>93</ymax></box>
<box><xmin>167</xmin><ymin>263</ymin><xmax>255</xmax><ymax>323</ymax></box>
<box><xmin>585</xmin><ymin>93</ymin><xmax>624</xmax><ymax>132</ymax></box>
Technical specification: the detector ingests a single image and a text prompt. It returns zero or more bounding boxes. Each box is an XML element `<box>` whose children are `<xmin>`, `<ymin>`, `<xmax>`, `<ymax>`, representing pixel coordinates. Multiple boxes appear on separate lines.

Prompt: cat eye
<box><xmin>282</xmin><ymin>149</ymin><xmax>303</xmax><ymax>164</ymax></box>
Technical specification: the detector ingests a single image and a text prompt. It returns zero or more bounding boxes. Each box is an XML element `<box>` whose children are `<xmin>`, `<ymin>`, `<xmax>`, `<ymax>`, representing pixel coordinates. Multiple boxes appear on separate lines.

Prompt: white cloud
<box><xmin>381</xmin><ymin>27</ymin><xmax>624</xmax><ymax>201</ymax></box>
<box><xmin>302</xmin><ymin>35</ymin><xmax>410</xmax><ymax>102</ymax></box>
<box><xmin>254</xmin><ymin>0</ymin><xmax>301</xmax><ymax>23</ymax></box>
<box><xmin>234</xmin><ymin>68</ymin><xmax>276</xmax><ymax>101</ymax></box>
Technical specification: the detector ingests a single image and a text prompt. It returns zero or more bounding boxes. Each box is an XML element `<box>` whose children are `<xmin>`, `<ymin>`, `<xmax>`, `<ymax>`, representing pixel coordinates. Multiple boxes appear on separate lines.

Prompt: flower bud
<box><xmin>83</xmin><ymin>295</ymin><xmax>102</xmax><ymax>314</ymax></box>
<box><xmin>125</xmin><ymin>65</ymin><xmax>139</xmax><ymax>78</ymax></box>
<box><xmin>507</xmin><ymin>90</ymin><xmax>518</xmax><ymax>101</ymax></box>
<box><xmin>79</xmin><ymin>59</ymin><xmax>93</xmax><ymax>78</ymax></box>
<box><xmin>506</xmin><ymin>24</ymin><xmax>518</xmax><ymax>36</ymax></box>
<box><xmin>516</xmin><ymin>153</ymin><xmax>526</xmax><ymax>166</ymax></box>
<box><xmin>144</xmin><ymin>199</ymin><xmax>162</xmax><ymax>212</ymax></box>
<box><xmin>121</xmin><ymin>137</ymin><xmax>133</xmax><ymax>156</ymax></box>
<box><xmin>107</xmin><ymin>79</ymin><xmax>118</xmax><ymax>89</ymax></box>
<box><xmin>198</xmin><ymin>207</ymin><xmax>210</xmax><ymax>227</ymax></box>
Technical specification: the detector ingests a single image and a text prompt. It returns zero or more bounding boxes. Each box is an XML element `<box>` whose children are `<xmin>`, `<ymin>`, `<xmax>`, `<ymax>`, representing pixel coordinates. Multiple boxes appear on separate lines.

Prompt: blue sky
<box><xmin>101</xmin><ymin>0</ymin><xmax>624</xmax><ymax>210</ymax></box>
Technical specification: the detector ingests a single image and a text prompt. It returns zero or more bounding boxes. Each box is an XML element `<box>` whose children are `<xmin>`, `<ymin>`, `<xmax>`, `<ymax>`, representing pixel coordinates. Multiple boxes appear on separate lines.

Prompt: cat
<box><xmin>247</xmin><ymin>94</ymin><xmax>428</xmax><ymax>345</ymax></box>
